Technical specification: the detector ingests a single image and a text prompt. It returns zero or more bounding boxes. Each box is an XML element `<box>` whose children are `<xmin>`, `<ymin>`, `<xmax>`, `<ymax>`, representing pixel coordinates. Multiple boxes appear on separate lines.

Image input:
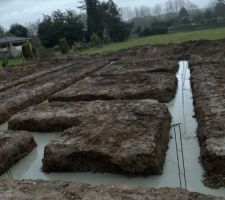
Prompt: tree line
<box><xmin>128</xmin><ymin>0</ymin><xmax>225</xmax><ymax>37</ymax></box>
<box><xmin>0</xmin><ymin>0</ymin><xmax>133</xmax><ymax>49</ymax></box>
<box><xmin>0</xmin><ymin>0</ymin><xmax>225</xmax><ymax>50</ymax></box>
<box><xmin>38</xmin><ymin>0</ymin><xmax>133</xmax><ymax>48</ymax></box>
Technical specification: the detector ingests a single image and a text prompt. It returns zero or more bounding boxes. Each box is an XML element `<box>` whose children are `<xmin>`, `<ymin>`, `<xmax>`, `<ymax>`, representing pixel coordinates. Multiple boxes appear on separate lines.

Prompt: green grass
<box><xmin>83</xmin><ymin>27</ymin><xmax>225</xmax><ymax>55</ymax></box>
<box><xmin>8</xmin><ymin>58</ymin><xmax>24</xmax><ymax>66</ymax></box>
<box><xmin>0</xmin><ymin>57</ymin><xmax>24</xmax><ymax>68</ymax></box>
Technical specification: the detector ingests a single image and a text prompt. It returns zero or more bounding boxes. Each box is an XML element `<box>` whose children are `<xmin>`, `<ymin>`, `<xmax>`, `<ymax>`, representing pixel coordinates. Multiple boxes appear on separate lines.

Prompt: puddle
<box><xmin>0</xmin><ymin>61</ymin><xmax>225</xmax><ymax>197</ymax></box>
<box><xmin>0</xmin><ymin>122</ymin><xmax>8</xmax><ymax>131</ymax></box>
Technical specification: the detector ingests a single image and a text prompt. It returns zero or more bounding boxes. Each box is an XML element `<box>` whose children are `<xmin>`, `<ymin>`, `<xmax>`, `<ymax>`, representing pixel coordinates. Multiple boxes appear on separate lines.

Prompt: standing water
<box><xmin>0</xmin><ymin>61</ymin><xmax>225</xmax><ymax>197</ymax></box>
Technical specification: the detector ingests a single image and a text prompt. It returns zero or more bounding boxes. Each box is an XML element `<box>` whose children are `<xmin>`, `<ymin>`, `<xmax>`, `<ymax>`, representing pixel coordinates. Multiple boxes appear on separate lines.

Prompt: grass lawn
<box><xmin>83</xmin><ymin>27</ymin><xmax>225</xmax><ymax>55</ymax></box>
<box><xmin>0</xmin><ymin>57</ymin><xmax>24</xmax><ymax>68</ymax></box>
<box><xmin>8</xmin><ymin>58</ymin><xmax>24</xmax><ymax>66</ymax></box>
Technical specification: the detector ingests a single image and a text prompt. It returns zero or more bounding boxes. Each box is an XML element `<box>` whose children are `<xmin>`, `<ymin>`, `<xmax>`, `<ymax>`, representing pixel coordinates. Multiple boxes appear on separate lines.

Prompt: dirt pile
<box><xmin>39</xmin><ymin>100</ymin><xmax>171</xmax><ymax>175</ymax></box>
<box><xmin>50</xmin><ymin>72</ymin><xmax>177</xmax><ymax>103</ymax></box>
<box><xmin>190</xmin><ymin>59</ymin><xmax>225</xmax><ymax>187</ymax></box>
<box><xmin>0</xmin><ymin>130</ymin><xmax>36</xmax><ymax>175</ymax></box>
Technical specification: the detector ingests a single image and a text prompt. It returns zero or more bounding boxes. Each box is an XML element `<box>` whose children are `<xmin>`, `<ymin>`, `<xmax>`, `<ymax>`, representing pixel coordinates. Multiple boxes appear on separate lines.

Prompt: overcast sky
<box><xmin>0</xmin><ymin>0</ymin><xmax>211</xmax><ymax>29</ymax></box>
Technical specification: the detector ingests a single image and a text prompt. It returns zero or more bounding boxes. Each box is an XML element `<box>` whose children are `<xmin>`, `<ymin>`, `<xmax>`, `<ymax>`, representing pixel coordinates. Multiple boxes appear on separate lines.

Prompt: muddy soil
<box><xmin>0</xmin><ymin>180</ymin><xmax>223</xmax><ymax>200</ymax></box>
<box><xmin>0</xmin><ymin>58</ymin><xmax>79</xmax><ymax>92</ymax></box>
<box><xmin>190</xmin><ymin>59</ymin><xmax>225</xmax><ymax>187</ymax></box>
<box><xmin>0</xmin><ymin>58</ymin><xmax>108</xmax><ymax>124</ymax></box>
<box><xmin>50</xmin><ymin>72</ymin><xmax>177</xmax><ymax>103</ymax></box>
<box><xmin>9</xmin><ymin>100</ymin><xmax>167</xmax><ymax>132</ymax></box>
<box><xmin>0</xmin><ymin>130</ymin><xmax>36</xmax><ymax>175</ymax></box>
<box><xmin>182</xmin><ymin>39</ymin><xmax>225</xmax><ymax>61</ymax></box>
<box><xmin>94</xmin><ymin>59</ymin><xmax>178</xmax><ymax>76</ymax></box>
<box><xmin>42</xmin><ymin>100</ymin><xmax>171</xmax><ymax>175</ymax></box>
<box><xmin>106</xmin><ymin>43</ymin><xmax>185</xmax><ymax>61</ymax></box>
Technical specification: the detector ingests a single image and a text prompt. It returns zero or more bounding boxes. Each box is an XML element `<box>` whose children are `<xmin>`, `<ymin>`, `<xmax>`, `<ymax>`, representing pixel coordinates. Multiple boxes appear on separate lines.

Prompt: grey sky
<box><xmin>0</xmin><ymin>0</ymin><xmax>211</xmax><ymax>29</ymax></box>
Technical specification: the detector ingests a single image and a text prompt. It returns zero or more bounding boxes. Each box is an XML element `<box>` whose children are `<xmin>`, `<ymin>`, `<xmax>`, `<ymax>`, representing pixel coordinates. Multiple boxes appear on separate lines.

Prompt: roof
<box><xmin>0</xmin><ymin>36</ymin><xmax>31</xmax><ymax>45</ymax></box>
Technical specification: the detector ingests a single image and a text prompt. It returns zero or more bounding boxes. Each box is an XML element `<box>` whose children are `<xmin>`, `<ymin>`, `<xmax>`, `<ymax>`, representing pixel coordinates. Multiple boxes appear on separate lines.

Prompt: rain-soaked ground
<box><xmin>1</xmin><ymin>61</ymin><xmax>225</xmax><ymax>197</ymax></box>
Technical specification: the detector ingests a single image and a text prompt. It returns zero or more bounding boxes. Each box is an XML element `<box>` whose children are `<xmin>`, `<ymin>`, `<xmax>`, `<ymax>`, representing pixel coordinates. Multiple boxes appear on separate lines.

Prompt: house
<box><xmin>0</xmin><ymin>36</ymin><xmax>31</xmax><ymax>58</ymax></box>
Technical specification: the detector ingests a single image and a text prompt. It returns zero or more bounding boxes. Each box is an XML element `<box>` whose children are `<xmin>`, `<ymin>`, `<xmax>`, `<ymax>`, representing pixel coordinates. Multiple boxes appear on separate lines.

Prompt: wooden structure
<box><xmin>0</xmin><ymin>36</ymin><xmax>31</xmax><ymax>58</ymax></box>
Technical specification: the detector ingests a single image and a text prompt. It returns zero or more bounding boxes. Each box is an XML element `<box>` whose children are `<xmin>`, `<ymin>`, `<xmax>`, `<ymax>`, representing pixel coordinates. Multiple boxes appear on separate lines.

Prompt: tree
<box><xmin>79</xmin><ymin>0</ymin><xmax>102</xmax><ymax>40</ymax></box>
<box><xmin>27</xmin><ymin>21</ymin><xmax>40</xmax><ymax>37</ymax></box>
<box><xmin>178</xmin><ymin>7</ymin><xmax>190</xmax><ymax>24</ymax></box>
<box><xmin>0</xmin><ymin>26</ymin><xmax>4</xmax><ymax>37</ymax></box>
<box><xmin>152</xmin><ymin>4</ymin><xmax>162</xmax><ymax>16</ymax></box>
<box><xmin>8</xmin><ymin>23</ymin><xmax>28</xmax><ymax>37</ymax></box>
<box><xmin>80</xmin><ymin>0</ymin><xmax>132</xmax><ymax>42</ymax></box>
<box><xmin>215</xmin><ymin>0</ymin><xmax>225</xmax><ymax>17</ymax></box>
<box><xmin>204</xmin><ymin>9</ymin><xmax>212</xmax><ymax>20</ymax></box>
<box><xmin>38</xmin><ymin>15</ymin><xmax>56</xmax><ymax>48</ymax></box>
<box><xmin>38</xmin><ymin>10</ymin><xmax>84</xmax><ymax>48</ymax></box>
<box><xmin>64</xmin><ymin>10</ymin><xmax>84</xmax><ymax>44</ymax></box>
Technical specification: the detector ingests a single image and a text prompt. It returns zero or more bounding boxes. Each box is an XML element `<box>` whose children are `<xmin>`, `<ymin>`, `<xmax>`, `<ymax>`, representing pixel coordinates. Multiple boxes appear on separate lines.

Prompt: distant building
<box><xmin>0</xmin><ymin>36</ymin><xmax>31</xmax><ymax>58</ymax></box>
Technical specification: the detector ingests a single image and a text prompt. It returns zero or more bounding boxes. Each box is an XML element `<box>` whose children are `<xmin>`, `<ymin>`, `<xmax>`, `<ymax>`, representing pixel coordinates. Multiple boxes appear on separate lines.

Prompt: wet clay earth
<box><xmin>190</xmin><ymin>59</ymin><xmax>225</xmax><ymax>188</ymax></box>
<box><xmin>1</xmin><ymin>40</ymin><xmax>225</xmax><ymax>197</ymax></box>
<box><xmin>0</xmin><ymin>180</ymin><xmax>224</xmax><ymax>200</ymax></box>
<box><xmin>8</xmin><ymin>100</ymin><xmax>171</xmax><ymax>175</ymax></box>
<box><xmin>0</xmin><ymin>57</ymin><xmax>108</xmax><ymax>124</ymax></box>
<box><xmin>0</xmin><ymin>130</ymin><xmax>36</xmax><ymax>175</ymax></box>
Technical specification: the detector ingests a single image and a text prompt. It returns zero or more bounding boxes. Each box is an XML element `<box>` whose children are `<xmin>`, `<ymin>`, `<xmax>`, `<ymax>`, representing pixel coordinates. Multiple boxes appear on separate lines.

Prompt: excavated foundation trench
<box><xmin>0</xmin><ymin>61</ymin><xmax>225</xmax><ymax>197</ymax></box>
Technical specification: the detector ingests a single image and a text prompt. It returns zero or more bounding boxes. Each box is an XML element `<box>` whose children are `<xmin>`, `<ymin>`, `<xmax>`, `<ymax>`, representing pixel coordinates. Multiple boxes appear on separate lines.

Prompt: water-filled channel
<box><xmin>1</xmin><ymin>61</ymin><xmax>225</xmax><ymax>197</ymax></box>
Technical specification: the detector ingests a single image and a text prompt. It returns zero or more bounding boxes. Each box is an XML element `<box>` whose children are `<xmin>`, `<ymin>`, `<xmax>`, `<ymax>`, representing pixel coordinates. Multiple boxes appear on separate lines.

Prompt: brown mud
<box><xmin>0</xmin><ymin>130</ymin><xmax>36</xmax><ymax>175</ymax></box>
<box><xmin>0</xmin><ymin>180</ymin><xmax>223</xmax><ymax>200</ymax></box>
<box><xmin>0</xmin><ymin>57</ymin><xmax>108</xmax><ymax>124</ymax></box>
<box><xmin>190</xmin><ymin>48</ymin><xmax>225</xmax><ymax>188</ymax></box>
<box><xmin>41</xmin><ymin>100</ymin><xmax>171</xmax><ymax>175</ymax></box>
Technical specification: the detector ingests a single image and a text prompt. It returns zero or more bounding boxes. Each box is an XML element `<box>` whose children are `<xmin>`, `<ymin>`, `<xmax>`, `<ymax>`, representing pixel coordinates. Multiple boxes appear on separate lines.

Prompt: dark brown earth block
<box><xmin>190</xmin><ymin>59</ymin><xmax>225</xmax><ymax>187</ymax></box>
<box><xmin>50</xmin><ymin>72</ymin><xmax>177</xmax><ymax>103</ymax></box>
<box><xmin>42</xmin><ymin>100</ymin><xmax>171</xmax><ymax>175</ymax></box>
<box><xmin>0</xmin><ymin>130</ymin><xmax>36</xmax><ymax>175</ymax></box>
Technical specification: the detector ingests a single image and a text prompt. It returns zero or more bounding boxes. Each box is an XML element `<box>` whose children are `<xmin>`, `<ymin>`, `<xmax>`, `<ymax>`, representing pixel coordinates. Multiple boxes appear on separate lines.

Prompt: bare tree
<box><xmin>165</xmin><ymin>0</ymin><xmax>176</xmax><ymax>14</ymax></box>
<box><xmin>0</xmin><ymin>25</ymin><xmax>5</xmax><ymax>37</ymax></box>
<box><xmin>26</xmin><ymin>20</ymin><xmax>40</xmax><ymax>37</ymax></box>
<box><xmin>120</xmin><ymin>7</ymin><xmax>136</xmax><ymax>20</ymax></box>
<box><xmin>152</xmin><ymin>4</ymin><xmax>162</xmax><ymax>16</ymax></box>
<box><xmin>139</xmin><ymin>6</ymin><xmax>152</xmax><ymax>17</ymax></box>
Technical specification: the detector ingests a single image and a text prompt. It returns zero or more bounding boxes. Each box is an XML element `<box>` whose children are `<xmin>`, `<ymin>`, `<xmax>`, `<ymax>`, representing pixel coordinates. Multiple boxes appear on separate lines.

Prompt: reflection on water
<box><xmin>0</xmin><ymin>61</ymin><xmax>225</xmax><ymax>197</ymax></box>
<box><xmin>0</xmin><ymin>123</ymin><xmax>8</xmax><ymax>131</ymax></box>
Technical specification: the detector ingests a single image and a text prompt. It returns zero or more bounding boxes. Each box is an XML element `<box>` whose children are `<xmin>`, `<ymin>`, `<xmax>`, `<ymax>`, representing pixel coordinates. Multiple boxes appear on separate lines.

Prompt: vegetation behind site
<box><xmin>1</xmin><ymin>0</ymin><xmax>225</xmax><ymax>66</ymax></box>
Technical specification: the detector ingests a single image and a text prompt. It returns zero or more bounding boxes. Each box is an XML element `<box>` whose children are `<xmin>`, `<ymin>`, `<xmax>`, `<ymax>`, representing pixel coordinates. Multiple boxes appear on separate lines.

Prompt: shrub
<box><xmin>22</xmin><ymin>41</ymin><xmax>33</xmax><ymax>59</ymax></box>
<box><xmin>59</xmin><ymin>38</ymin><xmax>69</xmax><ymax>54</ymax></box>
<box><xmin>150</xmin><ymin>27</ymin><xmax>168</xmax><ymax>35</ymax></box>
<box><xmin>90</xmin><ymin>33</ymin><xmax>101</xmax><ymax>46</ymax></box>
<box><xmin>140</xmin><ymin>28</ymin><xmax>151</xmax><ymax>37</ymax></box>
<box><xmin>108</xmin><ymin>21</ymin><xmax>133</xmax><ymax>42</ymax></box>
<box><xmin>139</xmin><ymin>27</ymin><xmax>168</xmax><ymax>37</ymax></box>
<box><xmin>1</xmin><ymin>57</ymin><xmax>8</xmax><ymax>68</ymax></box>
<box><xmin>37</xmin><ymin>47</ymin><xmax>55</xmax><ymax>59</ymax></box>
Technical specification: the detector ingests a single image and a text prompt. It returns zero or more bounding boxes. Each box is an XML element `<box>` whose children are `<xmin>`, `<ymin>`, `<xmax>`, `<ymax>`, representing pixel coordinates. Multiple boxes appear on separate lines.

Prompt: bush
<box><xmin>139</xmin><ymin>27</ymin><xmax>168</xmax><ymax>37</ymax></box>
<box><xmin>90</xmin><ymin>33</ymin><xmax>101</xmax><ymax>46</ymax></box>
<box><xmin>150</xmin><ymin>27</ymin><xmax>168</xmax><ymax>35</ymax></box>
<box><xmin>1</xmin><ymin>57</ymin><xmax>8</xmax><ymax>68</ymax></box>
<box><xmin>37</xmin><ymin>47</ymin><xmax>55</xmax><ymax>59</ymax></box>
<box><xmin>140</xmin><ymin>28</ymin><xmax>151</xmax><ymax>37</ymax></box>
<box><xmin>59</xmin><ymin>38</ymin><xmax>69</xmax><ymax>54</ymax></box>
<box><xmin>109</xmin><ymin>21</ymin><xmax>133</xmax><ymax>42</ymax></box>
<box><xmin>22</xmin><ymin>41</ymin><xmax>33</xmax><ymax>59</ymax></box>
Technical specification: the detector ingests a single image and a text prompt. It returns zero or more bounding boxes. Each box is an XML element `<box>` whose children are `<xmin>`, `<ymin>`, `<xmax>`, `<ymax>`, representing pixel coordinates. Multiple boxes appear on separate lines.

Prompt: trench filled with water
<box><xmin>0</xmin><ymin>61</ymin><xmax>225</xmax><ymax>197</ymax></box>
